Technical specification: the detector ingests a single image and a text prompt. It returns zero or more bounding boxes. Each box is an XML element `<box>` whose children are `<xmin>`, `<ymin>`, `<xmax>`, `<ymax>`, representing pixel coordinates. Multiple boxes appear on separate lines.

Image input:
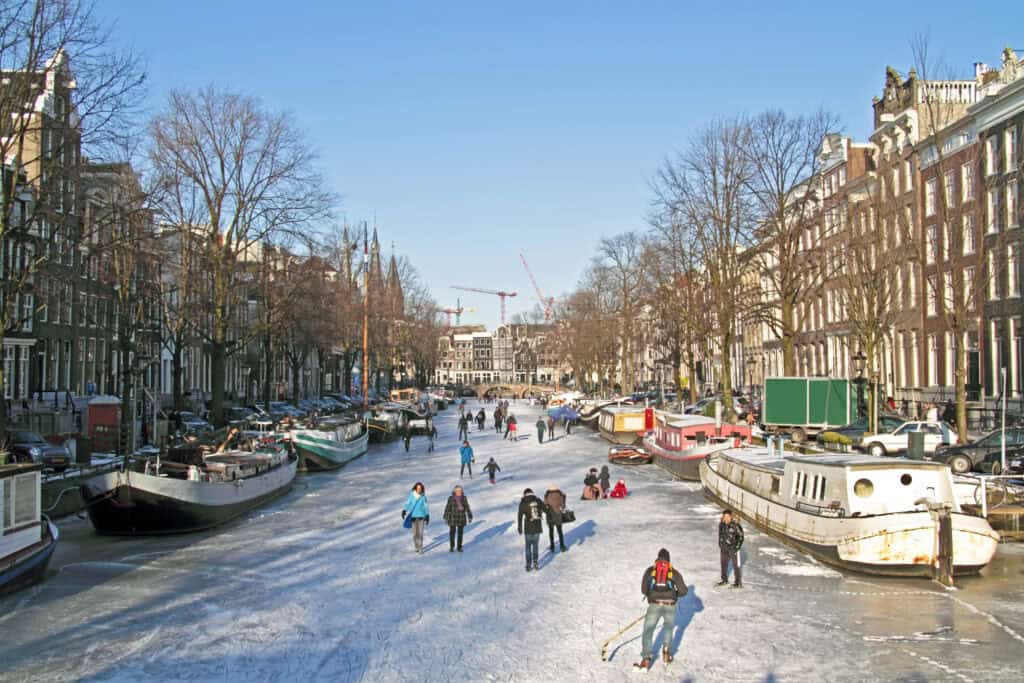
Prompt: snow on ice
<box><xmin>1</xmin><ymin>401</ymin><xmax>1023</xmax><ymax>682</ymax></box>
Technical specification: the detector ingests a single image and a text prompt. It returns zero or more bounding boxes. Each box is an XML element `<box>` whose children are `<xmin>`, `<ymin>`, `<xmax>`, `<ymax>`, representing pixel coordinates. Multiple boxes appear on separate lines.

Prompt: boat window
<box><xmin>792</xmin><ymin>472</ymin><xmax>802</xmax><ymax>496</ymax></box>
<box><xmin>13</xmin><ymin>473</ymin><xmax>37</xmax><ymax>527</ymax></box>
<box><xmin>800</xmin><ymin>472</ymin><xmax>808</xmax><ymax>497</ymax></box>
<box><xmin>771</xmin><ymin>476</ymin><xmax>781</xmax><ymax>494</ymax></box>
<box><xmin>854</xmin><ymin>478</ymin><xmax>874</xmax><ymax>498</ymax></box>
<box><xmin>819</xmin><ymin>477</ymin><xmax>827</xmax><ymax>500</ymax></box>
<box><xmin>811</xmin><ymin>474</ymin><xmax>819</xmax><ymax>499</ymax></box>
<box><xmin>900</xmin><ymin>473</ymin><xmax>913</xmax><ymax>486</ymax></box>
<box><xmin>1</xmin><ymin>479</ymin><xmax>8</xmax><ymax>529</ymax></box>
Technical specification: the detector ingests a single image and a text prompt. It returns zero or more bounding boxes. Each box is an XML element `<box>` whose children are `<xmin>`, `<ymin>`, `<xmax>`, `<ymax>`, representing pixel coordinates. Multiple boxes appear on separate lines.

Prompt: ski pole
<box><xmin>600</xmin><ymin>613</ymin><xmax>646</xmax><ymax>661</ymax></box>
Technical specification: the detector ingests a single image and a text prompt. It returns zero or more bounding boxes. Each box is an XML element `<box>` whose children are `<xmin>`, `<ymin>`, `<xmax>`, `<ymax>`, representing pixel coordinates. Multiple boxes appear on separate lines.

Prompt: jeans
<box><xmin>459</xmin><ymin>428</ymin><xmax>468</xmax><ymax>440</ymax></box>
<box><xmin>449</xmin><ymin>525</ymin><xmax>464</xmax><ymax>550</ymax></box>
<box><xmin>524</xmin><ymin>533</ymin><xmax>540</xmax><ymax>566</ymax></box>
<box><xmin>721</xmin><ymin>549</ymin><xmax>742</xmax><ymax>584</ymax></box>
<box><xmin>411</xmin><ymin>518</ymin><xmax>425</xmax><ymax>552</ymax></box>
<box><xmin>538</xmin><ymin>430</ymin><xmax>544</xmax><ymax>443</ymax></box>
<box><xmin>641</xmin><ymin>603</ymin><xmax>677</xmax><ymax>659</ymax></box>
<box><xmin>547</xmin><ymin>523</ymin><xmax>564</xmax><ymax>549</ymax></box>
<box><xmin>461</xmin><ymin>462</ymin><xmax>472</xmax><ymax>477</ymax></box>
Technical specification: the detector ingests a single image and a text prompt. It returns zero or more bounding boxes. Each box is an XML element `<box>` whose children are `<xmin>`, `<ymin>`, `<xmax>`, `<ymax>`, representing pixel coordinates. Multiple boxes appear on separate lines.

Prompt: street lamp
<box><xmin>853</xmin><ymin>350</ymin><xmax>867</xmax><ymax>421</ymax></box>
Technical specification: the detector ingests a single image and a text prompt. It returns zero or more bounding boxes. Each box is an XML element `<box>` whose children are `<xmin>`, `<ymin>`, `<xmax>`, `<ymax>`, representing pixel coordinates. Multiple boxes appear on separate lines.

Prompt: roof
<box><xmin>601</xmin><ymin>405</ymin><xmax>646</xmax><ymax>415</ymax></box>
<box><xmin>721</xmin><ymin>447</ymin><xmax>950</xmax><ymax>472</ymax></box>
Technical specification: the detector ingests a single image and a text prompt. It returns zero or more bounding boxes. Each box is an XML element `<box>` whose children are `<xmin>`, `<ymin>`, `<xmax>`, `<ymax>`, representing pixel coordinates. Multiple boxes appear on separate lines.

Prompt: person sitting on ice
<box><xmin>581</xmin><ymin>468</ymin><xmax>601</xmax><ymax>500</ymax></box>
<box><xmin>609</xmin><ymin>479</ymin><xmax>629</xmax><ymax>498</ymax></box>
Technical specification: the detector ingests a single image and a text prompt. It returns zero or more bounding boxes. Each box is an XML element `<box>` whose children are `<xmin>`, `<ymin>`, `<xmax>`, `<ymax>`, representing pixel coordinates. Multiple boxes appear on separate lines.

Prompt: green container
<box><xmin>763</xmin><ymin>377</ymin><xmax>854</xmax><ymax>429</ymax></box>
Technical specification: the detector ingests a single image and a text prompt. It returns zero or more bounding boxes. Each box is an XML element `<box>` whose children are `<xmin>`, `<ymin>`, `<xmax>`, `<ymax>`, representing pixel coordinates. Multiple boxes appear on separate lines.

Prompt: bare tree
<box><xmin>746</xmin><ymin>109</ymin><xmax>841</xmax><ymax>375</ymax></box>
<box><xmin>0</xmin><ymin>0</ymin><xmax>143</xmax><ymax>437</ymax></box>
<box><xmin>148</xmin><ymin>87</ymin><xmax>334</xmax><ymax>424</ymax></box>
<box><xmin>653</xmin><ymin>118</ymin><xmax>756</xmax><ymax>420</ymax></box>
<box><xmin>591</xmin><ymin>232</ymin><xmax>645</xmax><ymax>394</ymax></box>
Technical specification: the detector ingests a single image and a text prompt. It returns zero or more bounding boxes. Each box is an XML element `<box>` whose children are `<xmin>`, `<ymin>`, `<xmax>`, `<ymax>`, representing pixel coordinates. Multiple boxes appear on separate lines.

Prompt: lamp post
<box><xmin>853</xmin><ymin>350</ymin><xmax>867</xmax><ymax>421</ymax></box>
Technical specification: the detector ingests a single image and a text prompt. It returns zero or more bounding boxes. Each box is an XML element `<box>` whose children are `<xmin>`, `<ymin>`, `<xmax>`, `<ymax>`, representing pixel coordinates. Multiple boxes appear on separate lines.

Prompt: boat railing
<box><xmin>795</xmin><ymin>500</ymin><xmax>847</xmax><ymax>518</ymax></box>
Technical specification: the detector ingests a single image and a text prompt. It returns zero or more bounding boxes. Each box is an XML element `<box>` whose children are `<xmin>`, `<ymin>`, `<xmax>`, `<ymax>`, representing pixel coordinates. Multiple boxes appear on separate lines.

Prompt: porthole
<box><xmin>900</xmin><ymin>473</ymin><xmax>913</xmax><ymax>486</ymax></box>
<box><xmin>854</xmin><ymin>478</ymin><xmax>874</xmax><ymax>498</ymax></box>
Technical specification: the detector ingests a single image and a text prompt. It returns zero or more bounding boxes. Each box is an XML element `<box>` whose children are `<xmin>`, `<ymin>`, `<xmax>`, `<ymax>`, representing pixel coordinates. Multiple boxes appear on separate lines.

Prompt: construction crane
<box><xmin>451</xmin><ymin>285</ymin><xmax>518</xmax><ymax>324</ymax></box>
<box><xmin>439</xmin><ymin>299</ymin><xmax>475</xmax><ymax>327</ymax></box>
<box><xmin>519</xmin><ymin>253</ymin><xmax>555</xmax><ymax>322</ymax></box>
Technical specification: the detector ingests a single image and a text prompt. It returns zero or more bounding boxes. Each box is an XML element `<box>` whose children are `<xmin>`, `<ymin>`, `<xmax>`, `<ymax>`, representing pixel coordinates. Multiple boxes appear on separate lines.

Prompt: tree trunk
<box><xmin>291</xmin><ymin>355</ymin><xmax>301</xmax><ymax>402</ymax></box>
<box><xmin>171</xmin><ymin>341</ymin><xmax>184</xmax><ymax>412</ymax></box>
<box><xmin>781</xmin><ymin>299</ymin><xmax>796</xmax><ymax>376</ymax></box>
<box><xmin>210</xmin><ymin>342</ymin><xmax>226</xmax><ymax>426</ymax></box>
<box><xmin>0</xmin><ymin>367</ymin><xmax>8</xmax><ymax>441</ymax></box>
<box><xmin>955</xmin><ymin>340</ymin><xmax>968</xmax><ymax>442</ymax></box>
<box><xmin>119</xmin><ymin>342</ymin><xmax>133</xmax><ymax>454</ymax></box>
<box><xmin>721</xmin><ymin>330</ymin><xmax>735</xmax><ymax>422</ymax></box>
<box><xmin>262</xmin><ymin>335</ymin><xmax>273</xmax><ymax>408</ymax></box>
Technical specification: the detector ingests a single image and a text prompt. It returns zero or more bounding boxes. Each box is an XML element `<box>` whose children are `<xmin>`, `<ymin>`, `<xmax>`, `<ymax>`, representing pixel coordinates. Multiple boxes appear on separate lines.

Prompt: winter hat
<box><xmin>524</xmin><ymin>488</ymin><xmax>533</xmax><ymax>495</ymax></box>
<box><xmin>547</xmin><ymin>484</ymin><xmax>558</xmax><ymax>491</ymax></box>
<box><xmin>657</xmin><ymin>548</ymin><xmax>670</xmax><ymax>562</ymax></box>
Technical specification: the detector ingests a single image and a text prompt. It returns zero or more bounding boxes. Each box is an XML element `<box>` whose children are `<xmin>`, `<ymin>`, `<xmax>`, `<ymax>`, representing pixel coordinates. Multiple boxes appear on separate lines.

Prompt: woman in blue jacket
<box><xmin>402</xmin><ymin>482</ymin><xmax>430</xmax><ymax>554</ymax></box>
<box><xmin>459</xmin><ymin>440</ymin><xmax>474</xmax><ymax>478</ymax></box>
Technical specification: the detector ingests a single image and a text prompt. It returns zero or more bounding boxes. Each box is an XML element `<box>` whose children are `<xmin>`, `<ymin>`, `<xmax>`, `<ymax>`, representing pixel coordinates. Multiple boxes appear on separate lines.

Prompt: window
<box><xmin>962</xmin><ymin>214</ymin><xmax>976</xmax><ymax>255</ymax></box>
<box><xmin>892</xmin><ymin>168</ymin><xmax>900</xmax><ymax>196</ymax></box>
<box><xmin>987</xmin><ymin>136</ymin><xmax>998</xmax><ymax>175</ymax></box>
<box><xmin>965</xmin><ymin>266</ymin><xmax>975</xmax><ymax>310</ymax></box>
<box><xmin>928</xmin><ymin>336</ymin><xmax>939</xmax><ymax>386</ymax></box>
<box><xmin>944</xmin><ymin>170</ymin><xmax>956</xmax><ymax>208</ymax></box>
<box><xmin>904</xmin><ymin>159</ymin><xmax>913</xmax><ymax>193</ymax></box>
<box><xmin>62</xmin><ymin>283</ymin><xmax>72</xmax><ymax>324</ymax></box>
<box><xmin>927</xmin><ymin>276</ymin><xmax>938</xmax><ymax>316</ymax></box>
<box><xmin>926</xmin><ymin>179</ymin><xmax>937</xmax><ymax>216</ymax></box>
<box><xmin>989</xmin><ymin>251</ymin><xmax>998</xmax><ymax>300</ymax></box>
<box><xmin>962</xmin><ymin>163</ymin><xmax>975</xmax><ymax>201</ymax></box>
<box><xmin>1008</xmin><ymin>183</ymin><xmax>1019</xmax><ymax>228</ymax></box>
<box><xmin>1010</xmin><ymin>246</ymin><xmax>1020</xmax><ymax>298</ymax></box>
<box><xmin>926</xmin><ymin>225</ymin><xmax>939</xmax><ymax>264</ymax></box>
<box><xmin>1007</xmin><ymin>127</ymin><xmax>1018</xmax><ymax>169</ymax></box>
<box><xmin>944</xmin><ymin>276</ymin><xmax>953</xmax><ymax>312</ymax></box>
<box><xmin>21</xmin><ymin>293</ymin><xmax>33</xmax><ymax>333</ymax></box>
<box><xmin>988</xmin><ymin>189</ymin><xmax>999</xmax><ymax>232</ymax></box>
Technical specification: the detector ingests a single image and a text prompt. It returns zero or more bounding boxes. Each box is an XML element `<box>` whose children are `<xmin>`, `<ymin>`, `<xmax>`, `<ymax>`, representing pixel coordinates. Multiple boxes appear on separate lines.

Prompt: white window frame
<box><xmin>962</xmin><ymin>162</ymin><xmax>974</xmax><ymax>201</ymax></box>
<box><xmin>926</xmin><ymin>178</ymin><xmax>937</xmax><ymax>216</ymax></box>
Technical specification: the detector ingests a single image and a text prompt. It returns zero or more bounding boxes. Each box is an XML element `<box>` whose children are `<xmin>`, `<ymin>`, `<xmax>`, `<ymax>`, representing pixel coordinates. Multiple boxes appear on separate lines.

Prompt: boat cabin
<box><xmin>716</xmin><ymin>450</ymin><xmax>960</xmax><ymax>517</ymax></box>
<box><xmin>653</xmin><ymin>412</ymin><xmax>751</xmax><ymax>451</ymax></box>
<box><xmin>1</xmin><ymin>464</ymin><xmax>44</xmax><ymax>562</ymax></box>
<box><xmin>599</xmin><ymin>405</ymin><xmax>647</xmax><ymax>435</ymax></box>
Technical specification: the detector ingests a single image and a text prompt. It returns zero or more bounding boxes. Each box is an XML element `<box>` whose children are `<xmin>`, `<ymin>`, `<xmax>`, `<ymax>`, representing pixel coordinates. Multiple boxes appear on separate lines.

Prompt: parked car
<box><xmin>815</xmin><ymin>415</ymin><xmax>907</xmax><ymax>447</ymax></box>
<box><xmin>927</xmin><ymin>427</ymin><xmax>1024</xmax><ymax>474</ymax></box>
<box><xmin>173</xmin><ymin>411</ymin><xmax>214</xmax><ymax>435</ymax></box>
<box><xmin>225</xmin><ymin>406</ymin><xmax>258</xmax><ymax>425</ymax></box>
<box><xmin>975</xmin><ymin>446</ymin><xmax>1024</xmax><ymax>475</ymax></box>
<box><xmin>859</xmin><ymin>420</ymin><xmax>957</xmax><ymax>458</ymax></box>
<box><xmin>683</xmin><ymin>398</ymin><xmax>715</xmax><ymax>415</ymax></box>
<box><xmin>6</xmin><ymin>431</ymin><xmax>71</xmax><ymax>472</ymax></box>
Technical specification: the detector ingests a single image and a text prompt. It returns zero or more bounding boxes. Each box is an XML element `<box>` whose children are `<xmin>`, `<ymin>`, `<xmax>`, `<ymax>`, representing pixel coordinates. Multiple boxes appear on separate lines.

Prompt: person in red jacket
<box><xmin>609</xmin><ymin>479</ymin><xmax>629</xmax><ymax>498</ymax></box>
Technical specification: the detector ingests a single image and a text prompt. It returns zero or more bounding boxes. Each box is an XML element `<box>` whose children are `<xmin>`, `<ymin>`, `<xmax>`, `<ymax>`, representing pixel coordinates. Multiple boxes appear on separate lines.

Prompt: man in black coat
<box><xmin>717</xmin><ymin>510</ymin><xmax>744</xmax><ymax>588</ymax></box>
<box><xmin>517</xmin><ymin>488</ymin><xmax>547</xmax><ymax>572</ymax></box>
<box><xmin>636</xmin><ymin>548</ymin><xmax>687</xmax><ymax>670</ymax></box>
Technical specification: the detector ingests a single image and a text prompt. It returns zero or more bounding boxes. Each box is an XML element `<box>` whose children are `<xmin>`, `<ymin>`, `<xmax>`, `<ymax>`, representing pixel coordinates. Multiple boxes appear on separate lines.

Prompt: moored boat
<box><xmin>1</xmin><ymin>463</ymin><xmax>59</xmax><ymax>597</ymax></box>
<box><xmin>597</xmin><ymin>405</ymin><xmax>648</xmax><ymax>445</ymax></box>
<box><xmin>367</xmin><ymin>404</ymin><xmax>408</xmax><ymax>442</ymax></box>
<box><xmin>292</xmin><ymin>416</ymin><xmax>369</xmax><ymax>472</ymax></box>
<box><xmin>645</xmin><ymin>412</ymin><xmax>751</xmax><ymax>481</ymax></box>
<box><xmin>608</xmin><ymin>445</ymin><xmax>652</xmax><ymax>466</ymax></box>
<box><xmin>699</xmin><ymin>447</ymin><xmax>1000</xmax><ymax>577</ymax></box>
<box><xmin>80</xmin><ymin>443</ymin><xmax>297</xmax><ymax>535</ymax></box>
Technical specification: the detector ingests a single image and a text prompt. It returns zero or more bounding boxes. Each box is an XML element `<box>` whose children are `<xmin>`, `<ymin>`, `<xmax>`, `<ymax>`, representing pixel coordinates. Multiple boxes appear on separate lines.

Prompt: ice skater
<box><xmin>401</xmin><ymin>482</ymin><xmax>430</xmax><ymax>554</ymax></box>
<box><xmin>403</xmin><ymin>424</ymin><xmax>412</xmax><ymax>452</ymax></box>
<box><xmin>635</xmin><ymin>548</ymin><xmax>687</xmax><ymax>671</ymax></box>
<box><xmin>458</xmin><ymin>414</ymin><xmax>469</xmax><ymax>441</ymax></box>
<box><xmin>484</xmin><ymin>457</ymin><xmax>501</xmax><ymax>484</ymax></box>
<box><xmin>427</xmin><ymin>422</ymin><xmax>437</xmax><ymax>452</ymax></box>
<box><xmin>459</xmin><ymin>440</ymin><xmax>474</xmax><ymax>478</ymax></box>
<box><xmin>598</xmin><ymin>465</ymin><xmax>611</xmax><ymax>498</ymax></box>
<box><xmin>443</xmin><ymin>485</ymin><xmax>473</xmax><ymax>552</ymax></box>
<box><xmin>517</xmin><ymin>488</ymin><xmax>547</xmax><ymax>572</ymax></box>
<box><xmin>536</xmin><ymin>417</ymin><xmax>547</xmax><ymax>444</ymax></box>
<box><xmin>476</xmin><ymin>408</ymin><xmax>486</xmax><ymax>431</ymax></box>
<box><xmin>494</xmin><ymin>407</ymin><xmax>503</xmax><ymax>433</ymax></box>
<box><xmin>509</xmin><ymin>416</ymin><xmax>518</xmax><ymax>442</ymax></box>
<box><xmin>717</xmin><ymin>509</ymin><xmax>744</xmax><ymax>588</ymax></box>
<box><xmin>543</xmin><ymin>485</ymin><xmax>568</xmax><ymax>553</ymax></box>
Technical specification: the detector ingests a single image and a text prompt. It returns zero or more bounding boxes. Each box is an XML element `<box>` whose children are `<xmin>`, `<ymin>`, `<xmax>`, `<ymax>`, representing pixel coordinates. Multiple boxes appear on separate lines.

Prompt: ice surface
<box><xmin>2</xmin><ymin>401</ymin><xmax>1023</xmax><ymax>682</ymax></box>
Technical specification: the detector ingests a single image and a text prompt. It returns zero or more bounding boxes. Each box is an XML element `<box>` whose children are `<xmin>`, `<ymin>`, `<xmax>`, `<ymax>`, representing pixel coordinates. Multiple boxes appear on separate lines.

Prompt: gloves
<box><xmin>402</xmin><ymin>510</ymin><xmax>407</xmax><ymax>520</ymax></box>
<box><xmin>468</xmin><ymin>516</ymin><xmax>474</xmax><ymax>523</ymax></box>
<box><xmin>425</xmin><ymin>516</ymin><xmax>430</xmax><ymax>525</ymax></box>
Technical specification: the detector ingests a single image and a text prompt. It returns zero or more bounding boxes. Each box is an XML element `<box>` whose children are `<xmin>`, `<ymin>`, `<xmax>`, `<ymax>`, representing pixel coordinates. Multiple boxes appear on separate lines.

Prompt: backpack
<box><xmin>649</xmin><ymin>560</ymin><xmax>675</xmax><ymax>592</ymax></box>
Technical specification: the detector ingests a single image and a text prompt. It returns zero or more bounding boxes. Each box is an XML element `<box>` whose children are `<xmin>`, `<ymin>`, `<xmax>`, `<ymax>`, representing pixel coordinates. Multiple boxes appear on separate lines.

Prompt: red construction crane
<box><xmin>519</xmin><ymin>253</ymin><xmax>555</xmax><ymax>322</ymax></box>
<box><xmin>451</xmin><ymin>285</ymin><xmax>518</xmax><ymax>324</ymax></box>
<box><xmin>439</xmin><ymin>299</ymin><xmax>474</xmax><ymax>326</ymax></box>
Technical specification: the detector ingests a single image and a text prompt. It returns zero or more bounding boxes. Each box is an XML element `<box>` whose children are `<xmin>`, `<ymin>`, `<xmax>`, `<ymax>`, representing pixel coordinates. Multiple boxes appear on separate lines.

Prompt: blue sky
<box><xmin>102</xmin><ymin>1</ymin><xmax>1022</xmax><ymax>327</ymax></box>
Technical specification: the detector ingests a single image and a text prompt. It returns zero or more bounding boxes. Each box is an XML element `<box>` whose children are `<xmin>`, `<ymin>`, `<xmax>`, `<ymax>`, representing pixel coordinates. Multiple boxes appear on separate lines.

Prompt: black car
<box><xmin>976</xmin><ymin>446</ymin><xmax>1024</xmax><ymax>475</ymax></box>
<box><xmin>816</xmin><ymin>415</ymin><xmax>906</xmax><ymax>447</ymax></box>
<box><xmin>7</xmin><ymin>430</ymin><xmax>71</xmax><ymax>472</ymax></box>
<box><xmin>929</xmin><ymin>427</ymin><xmax>1024</xmax><ymax>474</ymax></box>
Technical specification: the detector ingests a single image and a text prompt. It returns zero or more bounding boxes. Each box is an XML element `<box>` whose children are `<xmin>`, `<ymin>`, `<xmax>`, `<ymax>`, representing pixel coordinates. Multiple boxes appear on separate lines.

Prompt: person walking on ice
<box><xmin>717</xmin><ymin>509</ymin><xmax>744</xmax><ymax>588</ymax></box>
<box><xmin>543</xmin><ymin>485</ymin><xmax>568</xmax><ymax>553</ymax></box>
<box><xmin>401</xmin><ymin>482</ymin><xmax>430</xmax><ymax>555</ymax></box>
<box><xmin>536</xmin><ymin>417</ymin><xmax>547</xmax><ymax>444</ymax></box>
<box><xmin>459</xmin><ymin>440</ymin><xmax>474</xmax><ymax>478</ymax></box>
<box><xmin>443</xmin><ymin>485</ymin><xmax>473</xmax><ymax>552</ymax></box>
<box><xmin>635</xmin><ymin>548</ymin><xmax>687</xmax><ymax>671</ymax></box>
<box><xmin>517</xmin><ymin>488</ymin><xmax>547</xmax><ymax>572</ymax></box>
<box><xmin>483</xmin><ymin>457</ymin><xmax>501</xmax><ymax>484</ymax></box>
<box><xmin>458</xmin><ymin>414</ymin><xmax>469</xmax><ymax>441</ymax></box>
<box><xmin>427</xmin><ymin>422</ymin><xmax>437</xmax><ymax>453</ymax></box>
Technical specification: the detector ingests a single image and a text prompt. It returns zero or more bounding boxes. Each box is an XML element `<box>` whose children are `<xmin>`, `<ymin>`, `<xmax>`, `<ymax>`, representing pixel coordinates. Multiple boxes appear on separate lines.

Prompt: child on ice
<box><xmin>483</xmin><ymin>457</ymin><xmax>501</xmax><ymax>484</ymax></box>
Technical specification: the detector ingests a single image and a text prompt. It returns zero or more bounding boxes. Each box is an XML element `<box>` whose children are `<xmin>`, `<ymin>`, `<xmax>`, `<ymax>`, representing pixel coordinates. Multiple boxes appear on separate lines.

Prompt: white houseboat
<box><xmin>699</xmin><ymin>447</ymin><xmax>999</xmax><ymax>577</ymax></box>
<box><xmin>1</xmin><ymin>463</ymin><xmax>59</xmax><ymax>596</ymax></box>
<box><xmin>292</xmin><ymin>416</ymin><xmax>369</xmax><ymax>472</ymax></box>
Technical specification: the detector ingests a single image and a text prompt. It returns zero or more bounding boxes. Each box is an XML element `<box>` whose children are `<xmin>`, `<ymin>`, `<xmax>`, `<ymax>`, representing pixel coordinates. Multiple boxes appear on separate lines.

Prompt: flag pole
<box><xmin>362</xmin><ymin>222</ymin><xmax>370</xmax><ymax>410</ymax></box>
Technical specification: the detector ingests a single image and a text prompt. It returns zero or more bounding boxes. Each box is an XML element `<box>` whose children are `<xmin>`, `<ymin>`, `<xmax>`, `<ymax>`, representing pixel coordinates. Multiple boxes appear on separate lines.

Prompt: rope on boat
<box><xmin>43</xmin><ymin>487</ymin><xmax>83</xmax><ymax>513</ymax></box>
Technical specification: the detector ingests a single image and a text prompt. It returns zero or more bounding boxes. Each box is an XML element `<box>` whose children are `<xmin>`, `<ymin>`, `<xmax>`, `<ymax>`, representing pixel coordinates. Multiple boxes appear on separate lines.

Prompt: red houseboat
<box><xmin>644</xmin><ymin>412</ymin><xmax>752</xmax><ymax>481</ymax></box>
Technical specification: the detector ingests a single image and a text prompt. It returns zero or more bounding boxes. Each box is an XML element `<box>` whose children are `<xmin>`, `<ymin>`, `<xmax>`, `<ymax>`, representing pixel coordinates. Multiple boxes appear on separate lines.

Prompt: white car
<box><xmin>860</xmin><ymin>420</ymin><xmax>958</xmax><ymax>457</ymax></box>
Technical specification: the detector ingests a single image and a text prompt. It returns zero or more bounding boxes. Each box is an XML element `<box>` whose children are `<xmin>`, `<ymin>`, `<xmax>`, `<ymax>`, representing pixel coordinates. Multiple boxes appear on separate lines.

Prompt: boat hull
<box><xmin>643</xmin><ymin>434</ymin><xmax>733</xmax><ymax>481</ymax></box>
<box><xmin>293</xmin><ymin>430</ymin><xmax>369</xmax><ymax>472</ymax></box>
<box><xmin>700</xmin><ymin>458</ymin><xmax>998</xmax><ymax>577</ymax></box>
<box><xmin>0</xmin><ymin>518</ymin><xmax>59</xmax><ymax>597</ymax></box>
<box><xmin>598</xmin><ymin>426</ymin><xmax>643</xmax><ymax>445</ymax></box>
<box><xmin>80</xmin><ymin>456</ymin><xmax>298</xmax><ymax>536</ymax></box>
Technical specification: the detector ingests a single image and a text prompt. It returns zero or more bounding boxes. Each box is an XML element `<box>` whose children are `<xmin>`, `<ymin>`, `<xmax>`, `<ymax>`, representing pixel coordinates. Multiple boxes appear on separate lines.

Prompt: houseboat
<box><xmin>81</xmin><ymin>443</ymin><xmax>298</xmax><ymax>535</ymax></box>
<box><xmin>699</xmin><ymin>447</ymin><xmax>1000</xmax><ymax>577</ymax></box>
<box><xmin>1</xmin><ymin>463</ymin><xmax>59</xmax><ymax>596</ymax></box>
<box><xmin>644</xmin><ymin>412</ymin><xmax>752</xmax><ymax>480</ymax></box>
<box><xmin>367</xmin><ymin>404</ymin><xmax>408</xmax><ymax>442</ymax></box>
<box><xmin>597</xmin><ymin>405</ymin><xmax>649</xmax><ymax>445</ymax></box>
<box><xmin>292</xmin><ymin>415</ymin><xmax>369</xmax><ymax>472</ymax></box>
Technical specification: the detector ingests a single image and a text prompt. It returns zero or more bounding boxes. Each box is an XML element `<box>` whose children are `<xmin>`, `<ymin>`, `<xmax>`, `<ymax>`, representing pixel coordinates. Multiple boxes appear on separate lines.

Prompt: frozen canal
<box><xmin>2</xmin><ymin>402</ymin><xmax>1023</xmax><ymax>682</ymax></box>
